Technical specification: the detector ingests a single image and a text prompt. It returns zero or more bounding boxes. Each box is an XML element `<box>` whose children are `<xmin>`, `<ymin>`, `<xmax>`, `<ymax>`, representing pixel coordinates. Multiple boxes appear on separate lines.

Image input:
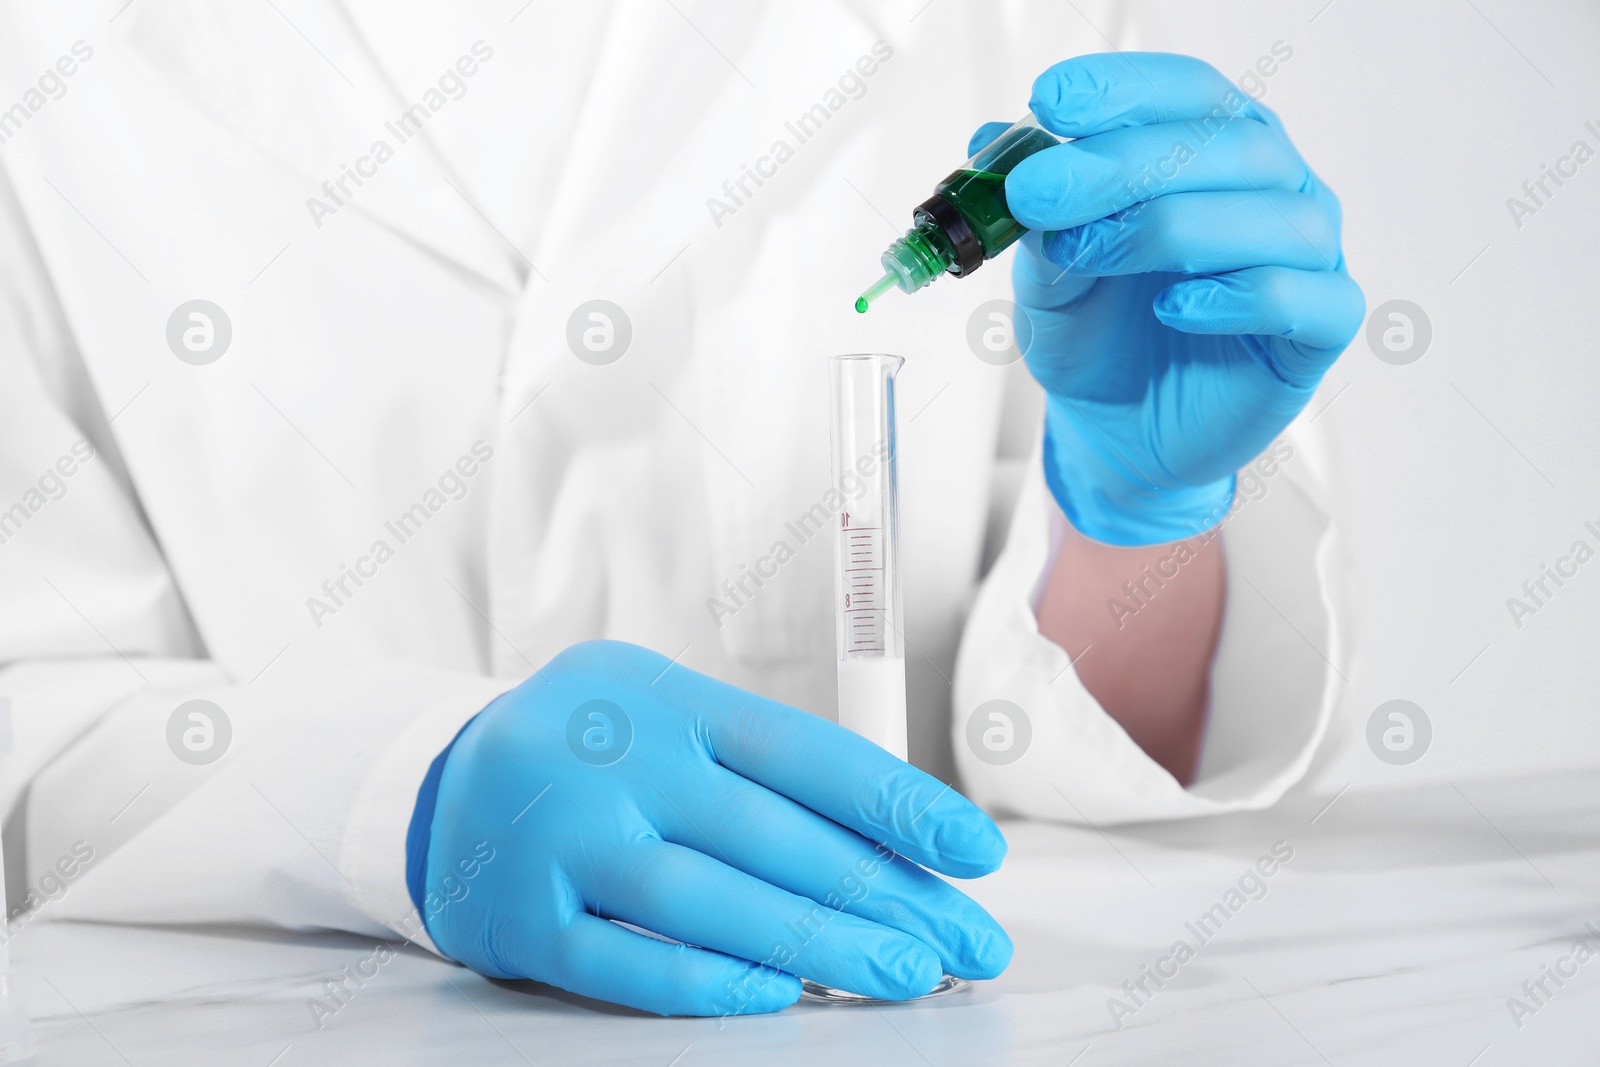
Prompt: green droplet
<box><xmin>855</xmin><ymin>296</ymin><xmax>869</xmax><ymax>314</ymax></box>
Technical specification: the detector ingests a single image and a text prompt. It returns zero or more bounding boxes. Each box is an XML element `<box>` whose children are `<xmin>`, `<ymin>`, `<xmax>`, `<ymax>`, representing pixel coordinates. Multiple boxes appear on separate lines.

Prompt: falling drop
<box><xmin>855</xmin><ymin>271</ymin><xmax>898</xmax><ymax>314</ymax></box>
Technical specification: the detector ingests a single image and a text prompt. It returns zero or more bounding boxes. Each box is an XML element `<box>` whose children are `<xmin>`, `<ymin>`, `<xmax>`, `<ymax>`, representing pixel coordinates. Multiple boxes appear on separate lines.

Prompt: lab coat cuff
<box><xmin>345</xmin><ymin>675</ymin><xmax>512</xmax><ymax>955</ymax></box>
<box><xmin>953</xmin><ymin>426</ymin><xmax>1343</xmax><ymax>823</ymax></box>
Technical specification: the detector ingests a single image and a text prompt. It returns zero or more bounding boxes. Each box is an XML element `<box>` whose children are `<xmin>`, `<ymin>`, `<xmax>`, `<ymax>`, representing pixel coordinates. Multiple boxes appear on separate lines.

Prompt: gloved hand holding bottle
<box><xmin>1001</xmin><ymin>52</ymin><xmax>1364</xmax><ymax>545</ymax></box>
<box><xmin>408</xmin><ymin>641</ymin><xmax>1011</xmax><ymax>1017</ymax></box>
<box><xmin>864</xmin><ymin>52</ymin><xmax>1365</xmax><ymax>546</ymax></box>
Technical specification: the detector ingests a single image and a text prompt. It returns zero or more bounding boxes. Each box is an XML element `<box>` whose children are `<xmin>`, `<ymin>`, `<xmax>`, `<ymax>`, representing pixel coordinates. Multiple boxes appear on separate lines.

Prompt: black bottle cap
<box><xmin>915</xmin><ymin>193</ymin><xmax>985</xmax><ymax>277</ymax></box>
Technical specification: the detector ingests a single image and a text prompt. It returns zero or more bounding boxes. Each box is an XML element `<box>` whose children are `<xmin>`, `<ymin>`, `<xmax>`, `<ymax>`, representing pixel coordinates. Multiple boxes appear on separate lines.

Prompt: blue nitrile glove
<box><xmin>975</xmin><ymin>52</ymin><xmax>1365</xmax><ymax>547</ymax></box>
<box><xmin>407</xmin><ymin>640</ymin><xmax>1011</xmax><ymax>1017</ymax></box>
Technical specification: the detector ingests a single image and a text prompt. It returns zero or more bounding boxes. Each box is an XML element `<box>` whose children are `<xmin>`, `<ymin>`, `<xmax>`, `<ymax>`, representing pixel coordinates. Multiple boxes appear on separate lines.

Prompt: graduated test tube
<box><xmin>829</xmin><ymin>354</ymin><xmax>908</xmax><ymax>759</ymax></box>
<box><xmin>815</xmin><ymin>356</ymin><xmax>966</xmax><ymax>1004</ymax></box>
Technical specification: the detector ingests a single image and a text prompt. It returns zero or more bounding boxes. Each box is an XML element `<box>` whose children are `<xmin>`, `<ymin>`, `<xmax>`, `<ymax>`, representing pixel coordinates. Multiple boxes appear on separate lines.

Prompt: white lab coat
<box><xmin>0</xmin><ymin>1</ymin><xmax>1346</xmax><ymax>949</ymax></box>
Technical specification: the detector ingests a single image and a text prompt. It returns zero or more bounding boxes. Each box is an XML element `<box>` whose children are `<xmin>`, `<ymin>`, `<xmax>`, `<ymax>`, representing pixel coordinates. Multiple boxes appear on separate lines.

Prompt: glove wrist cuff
<box><xmin>405</xmin><ymin>707</ymin><xmax>492</xmax><ymax>945</ymax></box>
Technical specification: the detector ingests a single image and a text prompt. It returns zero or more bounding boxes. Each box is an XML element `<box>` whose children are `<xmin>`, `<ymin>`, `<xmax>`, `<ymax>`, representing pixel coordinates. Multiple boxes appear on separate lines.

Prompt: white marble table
<box><xmin>9</xmin><ymin>767</ymin><xmax>1599</xmax><ymax>1066</ymax></box>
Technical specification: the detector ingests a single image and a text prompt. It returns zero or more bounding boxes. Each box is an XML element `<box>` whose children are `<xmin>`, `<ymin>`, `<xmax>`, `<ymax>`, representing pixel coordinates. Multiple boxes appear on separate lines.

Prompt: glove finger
<box><xmin>1012</xmin><ymin>230</ymin><xmax>1099</xmax><ymax>309</ymax></box>
<box><xmin>1153</xmin><ymin>265</ymin><xmax>1367</xmax><ymax>381</ymax></box>
<box><xmin>1028</xmin><ymin>52</ymin><xmax>1275</xmax><ymax>137</ymax></box>
<box><xmin>967</xmin><ymin>120</ymin><xmax>1013</xmax><ymax>157</ymax></box>
<box><xmin>1041</xmin><ymin>190</ymin><xmax>1339</xmax><ymax>277</ymax></box>
<box><xmin>590</xmin><ymin>838</ymin><xmax>945</xmax><ymax>1001</ymax></box>
<box><xmin>1006</xmin><ymin>117</ymin><xmax>1310</xmax><ymax>231</ymax></box>
<box><xmin>645</xmin><ymin>658</ymin><xmax>1006</xmax><ymax>879</ymax></box>
<box><xmin>532</xmin><ymin>911</ymin><xmax>801</xmax><ymax>1017</ymax></box>
<box><xmin>650</xmin><ymin>764</ymin><xmax>1011</xmax><ymax>981</ymax></box>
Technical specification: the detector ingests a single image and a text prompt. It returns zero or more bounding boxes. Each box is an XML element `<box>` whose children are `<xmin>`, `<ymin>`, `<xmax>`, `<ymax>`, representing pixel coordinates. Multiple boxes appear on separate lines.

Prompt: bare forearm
<box><xmin>1036</xmin><ymin>515</ymin><xmax>1226</xmax><ymax>785</ymax></box>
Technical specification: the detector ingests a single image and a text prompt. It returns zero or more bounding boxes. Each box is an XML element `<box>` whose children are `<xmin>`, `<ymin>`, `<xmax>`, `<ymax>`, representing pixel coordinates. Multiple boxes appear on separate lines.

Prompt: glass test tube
<box><xmin>829</xmin><ymin>354</ymin><xmax>908</xmax><ymax>760</ymax></box>
<box><xmin>813</xmin><ymin>356</ymin><xmax>966</xmax><ymax>1005</ymax></box>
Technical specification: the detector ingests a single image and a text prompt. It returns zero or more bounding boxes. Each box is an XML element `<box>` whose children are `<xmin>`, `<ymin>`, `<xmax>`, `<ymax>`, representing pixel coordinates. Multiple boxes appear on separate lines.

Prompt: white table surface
<box><xmin>9</xmin><ymin>767</ymin><xmax>1599</xmax><ymax>1066</ymax></box>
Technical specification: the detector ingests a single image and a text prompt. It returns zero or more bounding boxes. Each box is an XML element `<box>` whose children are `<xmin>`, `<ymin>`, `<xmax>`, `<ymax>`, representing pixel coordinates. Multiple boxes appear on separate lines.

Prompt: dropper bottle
<box><xmin>857</xmin><ymin>112</ymin><xmax>1063</xmax><ymax>312</ymax></box>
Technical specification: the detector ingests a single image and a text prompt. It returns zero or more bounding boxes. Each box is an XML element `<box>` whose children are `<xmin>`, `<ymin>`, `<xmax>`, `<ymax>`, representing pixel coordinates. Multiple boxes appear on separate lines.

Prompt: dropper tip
<box><xmin>855</xmin><ymin>270</ymin><xmax>898</xmax><ymax>314</ymax></box>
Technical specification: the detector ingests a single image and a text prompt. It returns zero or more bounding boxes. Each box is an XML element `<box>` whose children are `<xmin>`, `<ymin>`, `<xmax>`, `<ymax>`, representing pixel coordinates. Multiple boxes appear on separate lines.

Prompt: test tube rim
<box><xmin>830</xmin><ymin>352</ymin><xmax>906</xmax><ymax>366</ymax></box>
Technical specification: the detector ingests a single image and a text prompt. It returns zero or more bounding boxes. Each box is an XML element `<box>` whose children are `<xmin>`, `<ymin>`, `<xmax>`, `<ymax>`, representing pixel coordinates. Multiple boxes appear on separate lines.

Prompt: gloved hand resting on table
<box><xmin>407</xmin><ymin>640</ymin><xmax>1011</xmax><ymax>1017</ymax></box>
<box><xmin>977</xmin><ymin>52</ymin><xmax>1366</xmax><ymax>546</ymax></box>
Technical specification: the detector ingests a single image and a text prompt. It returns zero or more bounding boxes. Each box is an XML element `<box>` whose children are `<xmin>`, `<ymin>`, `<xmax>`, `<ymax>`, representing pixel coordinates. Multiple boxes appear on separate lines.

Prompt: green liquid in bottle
<box><xmin>934</xmin><ymin>124</ymin><xmax>1060</xmax><ymax>257</ymax></box>
<box><xmin>856</xmin><ymin>119</ymin><xmax>1060</xmax><ymax>311</ymax></box>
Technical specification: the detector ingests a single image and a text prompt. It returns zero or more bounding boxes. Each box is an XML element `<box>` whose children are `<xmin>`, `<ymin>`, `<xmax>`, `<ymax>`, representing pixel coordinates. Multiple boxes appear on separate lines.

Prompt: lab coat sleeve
<box><xmin>11</xmin><ymin>660</ymin><xmax>506</xmax><ymax>951</ymax></box>
<box><xmin>951</xmin><ymin>414</ymin><xmax>1348</xmax><ymax>824</ymax></box>
<box><xmin>0</xmin><ymin>177</ymin><xmax>505</xmax><ymax>952</ymax></box>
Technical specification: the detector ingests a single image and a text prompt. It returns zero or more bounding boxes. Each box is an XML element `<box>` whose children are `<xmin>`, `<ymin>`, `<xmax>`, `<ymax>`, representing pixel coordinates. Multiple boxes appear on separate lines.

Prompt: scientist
<box><xmin>0</xmin><ymin>2</ymin><xmax>1360</xmax><ymax>1016</ymax></box>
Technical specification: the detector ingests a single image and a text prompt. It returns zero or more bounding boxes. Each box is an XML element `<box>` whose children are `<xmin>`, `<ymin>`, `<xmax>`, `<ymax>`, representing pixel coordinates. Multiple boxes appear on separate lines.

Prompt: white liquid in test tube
<box><xmin>830</xmin><ymin>354</ymin><xmax>908</xmax><ymax>759</ymax></box>
<box><xmin>837</xmin><ymin>659</ymin><xmax>908</xmax><ymax>758</ymax></box>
